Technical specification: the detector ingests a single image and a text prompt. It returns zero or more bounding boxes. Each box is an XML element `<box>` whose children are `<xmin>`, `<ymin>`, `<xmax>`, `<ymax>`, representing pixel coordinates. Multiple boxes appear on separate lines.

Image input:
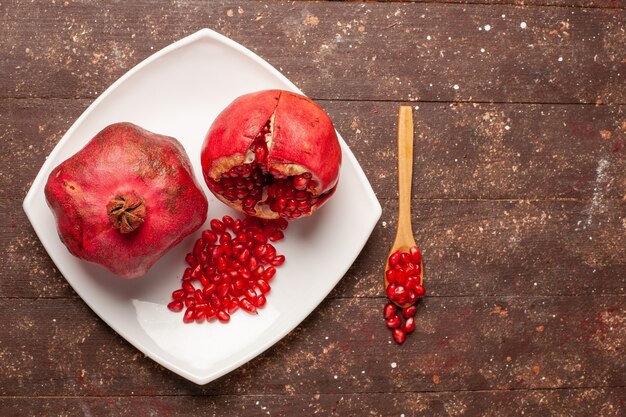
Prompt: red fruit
<box><xmin>216</xmin><ymin>310</ymin><xmax>230</xmax><ymax>323</ymax></box>
<box><xmin>402</xmin><ymin>305</ymin><xmax>417</xmax><ymax>318</ymax></box>
<box><xmin>167</xmin><ymin>300</ymin><xmax>183</xmax><ymax>312</ymax></box>
<box><xmin>392</xmin><ymin>328</ymin><xmax>406</xmax><ymax>344</ymax></box>
<box><xmin>385</xmin><ymin>314</ymin><xmax>402</xmax><ymax>329</ymax></box>
<box><xmin>183</xmin><ymin>307</ymin><xmax>195</xmax><ymax>323</ymax></box>
<box><xmin>268</xmin><ymin>231</ymin><xmax>284</xmax><ymax>242</ymax></box>
<box><xmin>172</xmin><ymin>289</ymin><xmax>186</xmax><ymax>300</ymax></box>
<box><xmin>201</xmin><ymin>90</ymin><xmax>341</xmax><ymax>220</ymax></box>
<box><xmin>256</xmin><ymin>279</ymin><xmax>271</xmax><ymax>294</ymax></box>
<box><xmin>270</xmin><ymin>255</ymin><xmax>285</xmax><ymax>266</ymax></box>
<box><xmin>409</xmin><ymin>246</ymin><xmax>422</xmax><ymax>264</ymax></box>
<box><xmin>255</xmin><ymin>294</ymin><xmax>267</xmax><ymax>307</ymax></box>
<box><xmin>44</xmin><ymin>123</ymin><xmax>208</xmax><ymax>279</ymax></box>
<box><xmin>241</xmin><ymin>298</ymin><xmax>257</xmax><ymax>313</ymax></box>
<box><xmin>414</xmin><ymin>285</ymin><xmax>426</xmax><ymax>297</ymax></box>
<box><xmin>403</xmin><ymin>317</ymin><xmax>416</xmax><ymax>334</ymax></box>
<box><xmin>384</xmin><ymin>302</ymin><xmax>397</xmax><ymax>320</ymax></box>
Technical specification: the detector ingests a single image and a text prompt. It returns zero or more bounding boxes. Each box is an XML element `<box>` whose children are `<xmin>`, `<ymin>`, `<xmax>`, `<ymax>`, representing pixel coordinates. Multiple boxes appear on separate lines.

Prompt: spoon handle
<box><xmin>396</xmin><ymin>106</ymin><xmax>414</xmax><ymax>243</ymax></box>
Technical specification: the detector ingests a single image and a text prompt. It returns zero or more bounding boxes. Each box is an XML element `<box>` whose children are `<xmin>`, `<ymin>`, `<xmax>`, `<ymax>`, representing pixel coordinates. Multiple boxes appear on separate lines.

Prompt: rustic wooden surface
<box><xmin>1</xmin><ymin>0</ymin><xmax>624</xmax><ymax>416</ymax></box>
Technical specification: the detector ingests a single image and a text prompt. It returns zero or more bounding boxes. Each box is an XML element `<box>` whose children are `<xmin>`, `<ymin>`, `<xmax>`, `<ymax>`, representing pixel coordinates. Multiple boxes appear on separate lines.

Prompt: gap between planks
<box><xmin>0</xmin><ymin>385</ymin><xmax>624</xmax><ymax>399</ymax></box>
<box><xmin>311</xmin><ymin>1</ymin><xmax>625</xmax><ymax>11</ymax></box>
<box><xmin>1</xmin><ymin>294</ymin><xmax>623</xmax><ymax>300</ymax></box>
<box><xmin>3</xmin><ymin>97</ymin><xmax>626</xmax><ymax>107</ymax></box>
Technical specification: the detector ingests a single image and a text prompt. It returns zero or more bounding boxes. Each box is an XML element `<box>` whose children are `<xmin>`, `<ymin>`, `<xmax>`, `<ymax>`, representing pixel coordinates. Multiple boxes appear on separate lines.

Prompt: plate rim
<box><xmin>22</xmin><ymin>28</ymin><xmax>382</xmax><ymax>385</ymax></box>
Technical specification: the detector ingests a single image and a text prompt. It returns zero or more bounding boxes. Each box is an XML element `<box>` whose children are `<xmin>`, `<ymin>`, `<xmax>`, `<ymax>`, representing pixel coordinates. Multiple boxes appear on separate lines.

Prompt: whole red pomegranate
<box><xmin>201</xmin><ymin>90</ymin><xmax>341</xmax><ymax>219</ymax></box>
<box><xmin>45</xmin><ymin>122</ymin><xmax>208</xmax><ymax>278</ymax></box>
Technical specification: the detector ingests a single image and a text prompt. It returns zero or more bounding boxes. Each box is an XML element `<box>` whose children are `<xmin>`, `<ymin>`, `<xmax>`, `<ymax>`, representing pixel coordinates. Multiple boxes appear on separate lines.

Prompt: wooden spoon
<box><xmin>384</xmin><ymin>106</ymin><xmax>424</xmax><ymax>308</ymax></box>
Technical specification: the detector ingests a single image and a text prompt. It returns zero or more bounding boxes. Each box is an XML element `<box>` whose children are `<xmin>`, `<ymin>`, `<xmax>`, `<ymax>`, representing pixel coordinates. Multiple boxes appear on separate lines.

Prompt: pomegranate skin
<box><xmin>201</xmin><ymin>90</ymin><xmax>342</xmax><ymax>219</ymax></box>
<box><xmin>45</xmin><ymin>122</ymin><xmax>208</xmax><ymax>279</ymax></box>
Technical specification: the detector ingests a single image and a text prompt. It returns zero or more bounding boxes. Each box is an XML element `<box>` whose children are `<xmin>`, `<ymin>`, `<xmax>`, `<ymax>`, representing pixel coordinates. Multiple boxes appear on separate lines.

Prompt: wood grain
<box><xmin>1</xmin><ymin>0</ymin><xmax>624</xmax><ymax>413</ymax></box>
<box><xmin>1</xmin><ymin>388</ymin><xmax>624</xmax><ymax>417</ymax></box>
<box><xmin>0</xmin><ymin>297</ymin><xmax>623</xmax><ymax>396</ymax></box>
<box><xmin>2</xmin><ymin>1</ymin><xmax>624</xmax><ymax>103</ymax></box>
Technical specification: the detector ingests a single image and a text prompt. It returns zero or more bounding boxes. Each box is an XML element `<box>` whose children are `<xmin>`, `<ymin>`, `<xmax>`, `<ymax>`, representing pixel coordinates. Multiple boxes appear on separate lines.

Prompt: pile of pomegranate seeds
<box><xmin>386</xmin><ymin>246</ymin><xmax>424</xmax><ymax>306</ymax></box>
<box><xmin>384</xmin><ymin>246</ymin><xmax>425</xmax><ymax>344</ymax></box>
<box><xmin>167</xmin><ymin>215</ymin><xmax>288</xmax><ymax>324</ymax></box>
<box><xmin>384</xmin><ymin>302</ymin><xmax>417</xmax><ymax>344</ymax></box>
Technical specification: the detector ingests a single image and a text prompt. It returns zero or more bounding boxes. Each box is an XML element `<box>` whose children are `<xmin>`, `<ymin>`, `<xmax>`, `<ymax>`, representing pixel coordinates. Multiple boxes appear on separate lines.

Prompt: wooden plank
<box><xmin>328</xmin><ymin>100</ymin><xmax>625</xmax><ymax>200</ymax></box>
<box><xmin>0</xmin><ymin>296</ymin><xmax>623</xmax><ymax>396</ymax></box>
<box><xmin>2</xmin><ymin>1</ymin><xmax>624</xmax><ymax>103</ymax></box>
<box><xmin>4</xmin><ymin>99</ymin><xmax>624</xmax><ymax>201</ymax></box>
<box><xmin>2</xmin><ymin>99</ymin><xmax>624</xmax><ymax>299</ymax></box>
<box><xmin>5</xmin><ymin>198</ymin><xmax>625</xmax><ymax>299</ymax></box>
<box><xmin>1</xmin><ymin>388</ymin><xmax>624</xmax><ymax>417</ymax></box>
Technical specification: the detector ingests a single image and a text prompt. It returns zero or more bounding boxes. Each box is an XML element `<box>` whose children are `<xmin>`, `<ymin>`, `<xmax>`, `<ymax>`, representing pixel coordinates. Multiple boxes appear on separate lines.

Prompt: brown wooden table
<box><xmin>2</xmin><ymin>1</ymin><xmax>625</xmax><ymax>415</ymax></box>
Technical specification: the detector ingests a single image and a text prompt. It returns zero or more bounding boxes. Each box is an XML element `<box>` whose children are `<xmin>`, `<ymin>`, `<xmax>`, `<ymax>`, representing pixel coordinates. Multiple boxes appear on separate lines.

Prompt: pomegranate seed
<box><xmin>392</xmin><ymin>328</ymin><xmax>406</xmax><ymax>344</ymax></box>
<box><xmin>271</xmin><ymin>255</ymin><xmax>285</xmax><ymax>266</ymax></box>
<box><xmin>183</xmin><ymin>281</ymin><xmax>195</xmax><ymax>294</ymax></box>
<box><xmin>241</xmin><ymin>298</ymin><xmax>257</xmax><ymax>313</ymax></box>
<box><xmin>193</xmin><ymin>238</ymin><xmax>205</xmax><ymax>259</ymax></box>
<box><xmin>386</xmin><ymin>269</ymin><xmax>397</xmax><ymax>283</ymax></box>
<box><xmin>182</xmin><ymin>267</ymin><xmax>193</xmax><ymax>281</ymax></box>
<box><xmin>210</xmin><ymin>219</ymin><xmax>225</xmax><ymax>233</ymax></box>
<box><xmin>407</xmin><ymin>290</ymin><xmax>418</xmax><ymax>304</ymax></box>
<box><xmin>216</xmin><ymin>310</ymin><xmax>230</xmax><ymax>323</ymax></box>
<box><xmin>194</xmin><ymin>308</ymin><xmax>206</xmax><ymax>322</ymax></box>
<box><xmin>409</xmin><ymin>246</ymin><xmax>422</xmax><ymax>264</ymax></box>
<box><xmin>259</xmin><ymin>267</ymin><xmax>274</xmax><ymax>282</ymax></box>
<box><xmin>402</xmin><ymin>305</ymin><xmax>417</xmax><ymax>318</ymax></box>
<box><xmin>222</xmin><ymin>215</ymin><xmax>235</xmax><ymax>228</ymax></box>
<box><xmin>257</xmin><ymin>279</ymin><xmax>271</xmax><ymax>294</ymax></box>
<box><xmin>245</xmin><ymin>288</ymin><xmax>257</xmax><ymax>300</ymax></box>
<box><xmin>185</xmin><ymin>253</ymin><xmax>198</xmax><ymax>268</ymax></box>
<box><xmin>228</xmin><ymin>298</ymin><xmax>240</xmax><ymax>314</ymax></box>
<box><xmin>386</xmin><ymin>283</ymin><xmax>397</xmax><ymax>299</ymax></box>
<box><xmin>385</xmin><ymin>314</ymin><xmax>402</xmax><ymax>329</ymax></box>
<box><xmin>384</xmin><ymin>302</ymin><xmax>397</xmax><ymax>320</ymax></box>
<box><xmin>255</xmin><ymin>294</ymin><xmax>267</xmax><ymax>307</ymax></box>
<box><xmin>205</xmin><ymin>307</ymin><xmax>217</xmax><ymax>319</ymax></box>
<box><xmin>184</xmin><ymin>297</ymin><xmax>195</xmax><ymax>307</ymax></box>
<box><xmin>190</xmin><ymin>264</ymin><xmax>203</xmax><ymax>280</ymax></box>
<box><xmin>268</xmin><ymin>231</ymin><xmax>284</xmax><ymax>242</ymax></box>
<box><xmin>167</xmin><ymin>300</ymin><xmax>184</xmax><ymax>312</ymax></box>
<box><xmin>199</xmin><ymin>275</ymin><xmax>210</xmax><ymax>287</ymax></box>
<box><xmin>414</xmin><ymin>285</ymin><xmax>426</xmax><ymax>297</ymax></box>
<box><xmin>403</xmin><ymin>317</ymin><xmax>416</xmax><ymax>334</ymax></box>
<box><xmin>248</xmin><ymin>256</ymin><xmax>259</xmax><ymax>271</ymax></box>
<box><xmin>172</xmin><ymin>289</ymin><xmax>186</xmax><ymax>300</ymax></box>
<box><xmin>203</xmin><ymin>283</ymin><xmax>217</xmax><ymax>296</ymax></box>
<box><xmin>393</xmin><ymin>286</ymin><xmax>407</xmax><ymax>303</ymax></box>
<box><xmin>201</xmin><ymin>230</ymin><xmax>217</xmax><ymax>244</ymax></box>
<box><xmin>183</xmin><ymin>307</ymin><xmax>195</xmax><ymax>323</ymax></box>
<box><xmin>276</xmin><ymin>218</ymin><xmax>289</xmax><ymax>229</ymax></box>
<box><xmin>238</xmin><ymin>248</ymin><xmax>251</xmax><ymax>263</ymax></box>
<box><xmin>251</xmin><ymin>233</ymin><xmax>265</xmax><ymax>244</ymax></box>
<box><xmin>194</xmin><ymin>289</ymin><xmax>205</xmax><ymax>304</ymax></box>
<box><xmin>389</xmin><ymin>251</ymin><xmax>401</xmax><ymax>268</ymax></box>
<box><xmin>217</xmin><ymin>283</ymin><xmax>229</xmax><ymax>298</ymax></box>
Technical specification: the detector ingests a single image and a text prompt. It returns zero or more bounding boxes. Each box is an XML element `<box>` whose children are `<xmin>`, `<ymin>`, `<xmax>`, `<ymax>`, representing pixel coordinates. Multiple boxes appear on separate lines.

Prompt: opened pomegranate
<box><xmin>201</xmin><ymin>90</ymin><xmax>341</xmax><ymax>219</ymax></box>
<box><xmin>45</xmin><ymin>122</ymin><xmax>208</xmax><ymax>278</ymax></box>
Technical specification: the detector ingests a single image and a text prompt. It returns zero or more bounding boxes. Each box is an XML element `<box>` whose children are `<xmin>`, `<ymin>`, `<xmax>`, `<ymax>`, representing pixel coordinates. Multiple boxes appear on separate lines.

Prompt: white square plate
<box><xmin>23</xmin><ymin>29</ymin><xmax>381</xmax><ymax>384</ymax></box>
